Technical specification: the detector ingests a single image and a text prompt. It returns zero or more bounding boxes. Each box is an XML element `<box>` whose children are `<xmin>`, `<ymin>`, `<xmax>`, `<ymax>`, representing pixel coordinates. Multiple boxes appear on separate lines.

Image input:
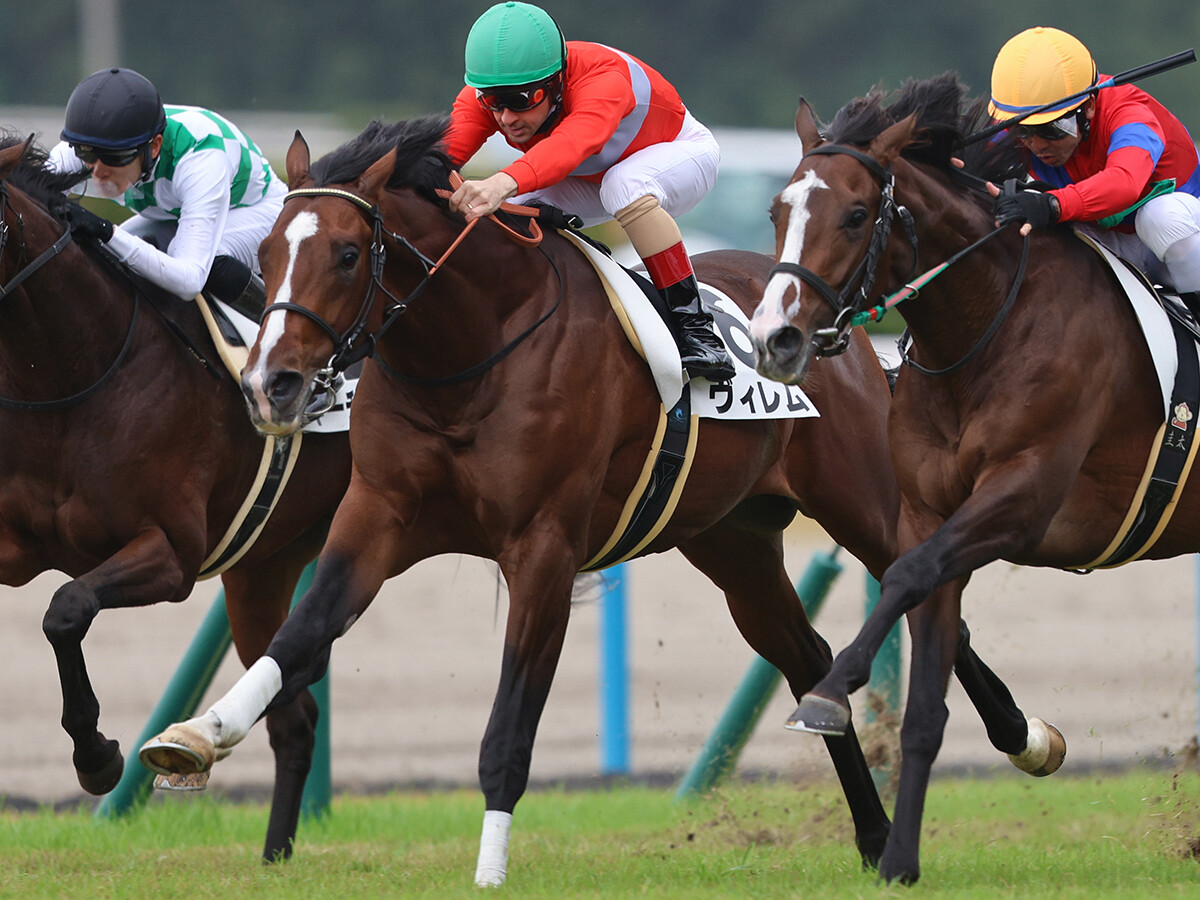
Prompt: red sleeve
<box><xmin>444</xmin><ymin>86</ymin><xmax>499</xmax><ymax>169</ymax></box>
<box><xmin>500</xmin><ymin>66</ymin><xmax>634</xmax><ymax>192</ymax></box>
<box><xmin>1050</xmin><ymin>89</ymin><xmax>1163</xmax><ymax>222</ymax></box>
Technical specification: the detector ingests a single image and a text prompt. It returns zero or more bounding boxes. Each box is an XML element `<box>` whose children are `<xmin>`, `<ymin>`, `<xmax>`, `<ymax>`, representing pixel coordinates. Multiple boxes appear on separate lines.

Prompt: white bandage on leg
<box><xmin>205</xmin><ymin>655</ymin><xmax>284</xmax><ymax>748</ymax></box>
<box><xmin>474</xmin><ymin>809</ymin><xmax>514</xmax><ymax>887</ymax></box>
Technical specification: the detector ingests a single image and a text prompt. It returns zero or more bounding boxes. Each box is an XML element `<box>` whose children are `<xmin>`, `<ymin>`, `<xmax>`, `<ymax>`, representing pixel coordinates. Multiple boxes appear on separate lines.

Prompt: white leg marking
<box><xmin>750</xmin><ymin>171</ymin><xmax>827</xmax><ymax>343</ymax></box>
<box><xmin>474</xmin><ymin>809</ymin><xmax>514</xmax><ymax>887</ymax></box>
<box><xmin>199</xmin><ymin>656</ymin><xmax>284</xmax><ymax>749</ymax></box>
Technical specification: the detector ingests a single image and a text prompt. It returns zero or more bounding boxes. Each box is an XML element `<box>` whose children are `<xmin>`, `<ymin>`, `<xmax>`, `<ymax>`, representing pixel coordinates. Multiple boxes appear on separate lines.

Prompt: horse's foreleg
<box><xmin>42</xmin><ymin>528</ymin><xmax>188</xmax><ymax>794</ymax></box>
<box><xmin>140</xmin><ymin>544</ymin><xmax>392</xmax><ymax>779</ymax></box>
<box><xmin>474</xmin><ymin>543</ymin><xmax>576</xmax><ymax>887</ymax></box>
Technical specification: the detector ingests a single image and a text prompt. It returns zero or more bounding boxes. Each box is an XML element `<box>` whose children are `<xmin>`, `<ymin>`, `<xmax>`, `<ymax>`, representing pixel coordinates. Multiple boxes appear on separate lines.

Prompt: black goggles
<box><xmin>70</xmin><ymin>143</ymin><xmax>143</xmax><ymax>168</ymax></box>
<box><xmin>1009</xmin><ymin>113</ymin><xmax>1080</xmax><ymax>143</ymax></box>
<box><xmin>476</xmin><ymin>84</ymin><xmax>550</xmax><ymax>113</ymax></box>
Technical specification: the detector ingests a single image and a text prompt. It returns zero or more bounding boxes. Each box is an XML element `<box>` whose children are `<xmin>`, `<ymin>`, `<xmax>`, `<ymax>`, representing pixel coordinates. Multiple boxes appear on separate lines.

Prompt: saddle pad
<box><xmin>559</xmin><ymin>231</ymin><xmax>819</xmax><ymax>420</ymax></box>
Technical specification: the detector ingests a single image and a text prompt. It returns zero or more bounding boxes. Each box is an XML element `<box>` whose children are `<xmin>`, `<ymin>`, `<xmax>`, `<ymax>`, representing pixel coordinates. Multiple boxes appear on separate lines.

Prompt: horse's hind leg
<box><xmin>42</xmin><ymin>529</ymin><xmax>187</xmax><ymax>794</ymax></box>
<box><xmin>953</xmin><ymin>622</ymin><xmax>1066</xmax><ymax>775</ymax></box>
<box><xmin>678</xmin><ymin>525</ymin><xmax>890</xmax><ymax>868</ymax></box>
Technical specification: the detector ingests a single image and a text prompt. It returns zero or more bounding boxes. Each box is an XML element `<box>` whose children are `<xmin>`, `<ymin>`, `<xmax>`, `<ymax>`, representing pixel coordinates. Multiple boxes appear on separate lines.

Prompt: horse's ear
<box><xmin>869</xmin><ymin>112</ymin><xmax>917</xmax><ymax>167</ymax></box>
<box><xmin>795</xmin><ymin>99</ymin><xmax>822</xmax><ymax>153</ymax></box>
<box><xmin>285</xmin><ymin>131</ymin><xmax>313</xmax><ymax>189</ymax></box>
<box><xmin>0</xmin><ymin>135</ymin><xmax>34</xmax><ymax>183</ymax></box>
<box><xmin>355</xmin><ymin>148</ymin><xmax>397</xmax><ymax>203</ymax></box>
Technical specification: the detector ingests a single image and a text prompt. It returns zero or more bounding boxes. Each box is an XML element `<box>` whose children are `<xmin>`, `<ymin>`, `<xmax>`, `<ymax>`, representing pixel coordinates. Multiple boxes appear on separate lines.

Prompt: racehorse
<box><xmin>748</xmin><ymin>72</ymin><xmax>1189</xmax><ymax>883</ymax></box>
<box><xmin>0</xmin><ymin>134</ymin><xmax>352</xmax><ymax>860</ymax></box>
<box><xmin>139</xmin><ymin>116</ymin><xmax>1057</xmax><ymax>885</ymax></box>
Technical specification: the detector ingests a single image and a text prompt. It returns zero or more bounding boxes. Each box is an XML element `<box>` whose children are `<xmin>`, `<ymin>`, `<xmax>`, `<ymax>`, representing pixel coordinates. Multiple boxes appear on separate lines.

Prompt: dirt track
<box><xmin>0</xmin><ymin>519</ymin><xmax>1195</xmax><ymax>807</ymax></box>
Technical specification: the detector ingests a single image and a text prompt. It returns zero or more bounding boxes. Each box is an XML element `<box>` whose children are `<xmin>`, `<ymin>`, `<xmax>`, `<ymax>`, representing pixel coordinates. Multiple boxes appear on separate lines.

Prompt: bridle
<box><xmin>264</xmin><ymin>181</ymin><xmax>562</xmax><ymax>404</ymax></box>
<box><xmin>766</xmin><ymin>144</ymin><xmax>918</xmax><ymax>357</ymax></box>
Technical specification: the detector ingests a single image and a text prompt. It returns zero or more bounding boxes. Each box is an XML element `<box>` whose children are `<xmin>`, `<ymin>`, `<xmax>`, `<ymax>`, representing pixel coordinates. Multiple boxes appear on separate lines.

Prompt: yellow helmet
<box><xmin>989</xmin><ymin>27</ymin><xmax>1098</xmax><ymax>124</ymax></box>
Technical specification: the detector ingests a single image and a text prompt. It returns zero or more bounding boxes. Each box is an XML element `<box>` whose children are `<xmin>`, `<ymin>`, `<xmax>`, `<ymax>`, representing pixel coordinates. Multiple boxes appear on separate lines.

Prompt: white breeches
<box><xmin>1080</xmin><ymin>191</ymin><xmax>1200</xmax><ymax>292</ymax></box>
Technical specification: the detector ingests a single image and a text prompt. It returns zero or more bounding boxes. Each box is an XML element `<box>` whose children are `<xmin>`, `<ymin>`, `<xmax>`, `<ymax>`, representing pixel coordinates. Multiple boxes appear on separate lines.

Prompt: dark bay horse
<box><xmin>0</xmin><ymin>135</ymin><xmax>351</xmax><ymax>859</ymax></box>
<box><xmin>749</xmin><ymin>73</ymin><xmax>1187</xmax><ymax>883</ymax></box>
<box><xmin>140</xmin><ymin>117</ymin><xmax>1051</xmax><ymax>885</ymax></box>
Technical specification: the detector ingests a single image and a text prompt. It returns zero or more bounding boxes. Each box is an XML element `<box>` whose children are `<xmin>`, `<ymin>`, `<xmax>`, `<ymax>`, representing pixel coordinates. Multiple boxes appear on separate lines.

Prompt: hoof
<box><xmin>1008</xmin><ymin>716</ymin><xmax>1066</xmax><ymax>777</ymax></box>
<box><xmin>138</xmin><ymin>723</ymin><xmax>215</xmax><ymax>777</ymax></box>
<box><xmin>154</xmin><ymin>771</ymin><xmax>210</xmax><ymax>792</ymax></box>
<box><xmin>785</xmin><ymin>694</ymin><xmax>851</xmax><ymax>736</ymax></box>
<box><xmin>76</xmin><ymin>743</ymin><xmax>125</xmax><ymax>795</ymax></box>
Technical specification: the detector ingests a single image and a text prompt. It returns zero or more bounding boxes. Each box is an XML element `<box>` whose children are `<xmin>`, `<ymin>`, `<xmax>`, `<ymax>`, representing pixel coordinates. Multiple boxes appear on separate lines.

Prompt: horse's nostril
<box><xmin>768</xmin><ymin>326</ymin><xmax>804</xmax><ymax>360</ymax></box>
<box><xmin>265</xmin><ymin>371</ymin><xmax>304</xmax><ymax>410</ymax></box>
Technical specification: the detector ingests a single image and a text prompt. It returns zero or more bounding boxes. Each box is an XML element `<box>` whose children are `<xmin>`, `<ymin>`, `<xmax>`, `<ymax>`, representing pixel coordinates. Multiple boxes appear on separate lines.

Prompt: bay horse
<box><xmin>0</xmin><ymin>134</ymin><xmax>352</xmax><ymax>860</ymax></box>
<box><xmin>140</xmin><ymin>116</ymin><xmax>1055</xmax><ymax>885</ymax></box>
<box><xmin>749</xmin><ymin>72</ymin><xmax>1189</xmax><ymax>884</ymax></box>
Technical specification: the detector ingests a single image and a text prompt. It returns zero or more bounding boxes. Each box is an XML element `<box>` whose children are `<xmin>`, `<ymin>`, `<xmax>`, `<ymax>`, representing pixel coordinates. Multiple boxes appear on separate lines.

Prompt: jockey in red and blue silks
<box><xmin>442</xmin><ymin>1</ymin><xmax>734</xmax><ymax>382</ymax></box>
<box><xmin>988</xmin><ymin>27</ymin><xmax>1200</xmax><ymax>308</ymax></box>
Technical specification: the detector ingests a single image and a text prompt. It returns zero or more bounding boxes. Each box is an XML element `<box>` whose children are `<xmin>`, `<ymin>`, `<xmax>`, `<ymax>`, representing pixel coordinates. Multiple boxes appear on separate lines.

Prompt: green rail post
<box><xmin>864</xmin><ymin>573</ymin><xmax>902</xmax><ymax>788</ymax></box>
<box><xmin>96</xmin><ymin>560</ymin><xmax>330</xmax><ymax>819</ymax></box>
<box><xmin>674</xmin><ymin>546</ymin><xmax>844</xmax><ymax>800</ymax></box>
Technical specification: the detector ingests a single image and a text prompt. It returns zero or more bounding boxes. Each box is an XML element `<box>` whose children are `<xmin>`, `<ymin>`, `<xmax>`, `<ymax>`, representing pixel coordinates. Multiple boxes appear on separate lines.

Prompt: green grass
<box><xmin>2</xmin><ymin>768</ymin><xmax>1200</xmax><ymax>898</ymax></box>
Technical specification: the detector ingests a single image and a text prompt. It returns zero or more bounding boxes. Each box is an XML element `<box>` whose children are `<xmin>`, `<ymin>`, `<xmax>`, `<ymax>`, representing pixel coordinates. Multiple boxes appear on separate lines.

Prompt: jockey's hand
<box><xmin>61</xmin><ymin>202</ymin><xmax>114</xmax><ymax>242</ymax></box>
<box><xmin>992</xmin><ymin>179</ymin><xmax>1058</xmax><ymax>234</ymax></box>
<box><xmin>450</xmin><ymin>172</ymin><xmax>519</xmax><ymax>222</ymax></box>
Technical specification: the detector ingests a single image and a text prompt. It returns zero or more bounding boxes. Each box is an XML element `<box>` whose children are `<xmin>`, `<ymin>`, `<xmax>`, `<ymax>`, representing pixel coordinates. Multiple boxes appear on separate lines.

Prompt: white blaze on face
<box><xmin>244</xmin><ymin>210</ymin><xmax>320</xmax><ymax>398</ymax></box>
<box><xmin>750</xmin><ymin>170</ymin><xmax>827</xmax><ymax>341</ymax></box>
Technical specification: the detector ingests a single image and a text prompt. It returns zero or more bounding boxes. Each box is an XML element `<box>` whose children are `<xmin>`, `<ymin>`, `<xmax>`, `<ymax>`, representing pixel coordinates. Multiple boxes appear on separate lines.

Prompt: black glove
<box><xmin>62</xmin><ymin>203</ymin><xmax>114</xmax><ymax>243</ymax></box>
<box><xmin>993</xmin><ymin>179</ymin><xmax>1058</xmax><ymax>229</ymax></box>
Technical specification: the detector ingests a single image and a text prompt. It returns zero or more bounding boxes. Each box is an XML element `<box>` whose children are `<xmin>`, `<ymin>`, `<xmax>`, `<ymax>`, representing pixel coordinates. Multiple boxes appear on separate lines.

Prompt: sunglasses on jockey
<box><xmin>70</xmin><ymin>142</ymin><xmax>144</xmax><ymax>168</ymax></box>
<box><xmin>1008</xmin><ymin>110</ymin><xmax>1081</xmax><ymax>142</ymax></box>
<box><xmin>475</xmin><ymin>74</ymin><xmax>561</xmax><ymax>113</ymax></box>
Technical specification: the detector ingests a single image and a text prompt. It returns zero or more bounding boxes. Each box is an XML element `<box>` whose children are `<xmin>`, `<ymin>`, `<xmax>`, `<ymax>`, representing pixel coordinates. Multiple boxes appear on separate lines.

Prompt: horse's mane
<box><xmin>0</xmin><ymin>130</ymin><xmax>88</xmax><ymax>212</ymax></box>
<box><xmin>823</xmin><ymin>73</ymin><xmax>1025</xmax><ymax>186</ymax></box>
<box><xmin>310</xmin><ymin>115</ymin><xmax>454</xmax><ymax>202</ymax></box>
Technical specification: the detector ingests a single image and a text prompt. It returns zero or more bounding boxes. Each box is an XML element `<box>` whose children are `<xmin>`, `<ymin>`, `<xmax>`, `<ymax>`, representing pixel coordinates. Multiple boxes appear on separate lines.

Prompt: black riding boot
<box><xmin>204</xmin><ymin>255</ymin><xmax>267</xmax><ymax>322</ymax></box>
<box><xmin>660</xmin><ymin>275</ymin><xmax>736</xmax><ymax>381</ymax></box>
<box><xmin>1180</xmin><ymin>291</ymin><xmax>1200</xmax><ymax>324</ymax></box>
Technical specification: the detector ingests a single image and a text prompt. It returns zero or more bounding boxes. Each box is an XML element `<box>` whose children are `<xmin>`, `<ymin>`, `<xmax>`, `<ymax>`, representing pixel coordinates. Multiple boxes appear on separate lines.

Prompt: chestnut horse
<box><xmin>140</xmin><ymin>117</ymin><xmax>1050</xmax><ymax>884</ymax></box>
<box><xmin>0</xmin><ymin>135</ymin><xmax>351</xmax><ymax>859</ymax></box>
<box><xmin>748</xmin><ymin>73</ymin><xmax>1193</xmax><ymax>883</ymax></box>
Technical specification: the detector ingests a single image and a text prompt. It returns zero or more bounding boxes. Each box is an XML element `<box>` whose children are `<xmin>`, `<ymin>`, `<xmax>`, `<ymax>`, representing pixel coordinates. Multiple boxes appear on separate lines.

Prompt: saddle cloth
<box><xmin>1073</xmin><ymin>231</ymin><xmax>1200</xmax><ymax>569</ymax></box>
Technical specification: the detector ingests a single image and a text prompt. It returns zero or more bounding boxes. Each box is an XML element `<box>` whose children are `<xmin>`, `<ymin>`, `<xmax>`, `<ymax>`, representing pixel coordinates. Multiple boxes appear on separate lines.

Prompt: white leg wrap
<box><xmin>474</xmin><ymin>810</ymin><xmax>513</xmax><ymax>887</ymax></box>
<box><xmin>205</xmin><ymin>656</ymin><xmax>283</xmax><ymax>748</ymax></box>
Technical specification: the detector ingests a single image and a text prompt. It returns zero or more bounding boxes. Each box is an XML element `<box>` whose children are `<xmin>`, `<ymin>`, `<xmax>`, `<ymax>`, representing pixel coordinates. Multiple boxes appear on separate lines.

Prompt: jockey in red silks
<box><xmin>443</xmin><ymin>1</ymin><xmax>735</xmax><ymax>381</ymax></box>
<box><xmin>989</xmin><ymin>27</ymin><xmax>1200</xmax><ymax>313</ymax></box>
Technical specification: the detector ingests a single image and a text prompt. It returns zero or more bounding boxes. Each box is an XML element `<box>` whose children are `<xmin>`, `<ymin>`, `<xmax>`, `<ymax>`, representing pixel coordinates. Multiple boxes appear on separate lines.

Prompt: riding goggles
<box><xmin>1009</xmin><ymin>112</ymin><xmax>1080</xmax><ymax>142</ymax></box>
<box><xmin>476</xmin><ymin>84</ymin><xmax>550</xmax><ymax>112</ymax></box>
<box><xmin>70</xmin><ymin>142</ymin><xmax>143</xmax><ymax>168</ymax></box>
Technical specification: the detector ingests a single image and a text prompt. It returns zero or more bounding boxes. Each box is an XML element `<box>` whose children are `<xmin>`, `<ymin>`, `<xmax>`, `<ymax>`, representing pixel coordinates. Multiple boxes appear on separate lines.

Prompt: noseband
<box><xmin>766</xmin><ymin>144</ymin><xmax>917</xmax><ymax>357</ymax></box>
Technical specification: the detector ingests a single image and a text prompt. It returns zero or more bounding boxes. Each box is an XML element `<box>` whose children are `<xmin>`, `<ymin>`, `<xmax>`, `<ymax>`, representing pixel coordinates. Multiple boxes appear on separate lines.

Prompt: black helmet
<box><xmin>61</xmin><ymin>67</ymin><xmax>166</xmax><ymax>150</ymax></box>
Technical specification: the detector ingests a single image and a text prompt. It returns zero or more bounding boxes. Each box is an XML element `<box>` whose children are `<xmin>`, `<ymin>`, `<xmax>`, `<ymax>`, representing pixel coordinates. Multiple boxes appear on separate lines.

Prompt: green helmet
<box><xmin>464</xmin><ymin>2</ymin><xmax>565</xmax><ymax>89</ymax></box>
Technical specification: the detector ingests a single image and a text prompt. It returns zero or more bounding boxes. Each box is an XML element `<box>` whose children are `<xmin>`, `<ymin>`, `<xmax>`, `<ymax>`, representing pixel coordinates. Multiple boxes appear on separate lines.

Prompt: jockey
<box><xmin>443</xmin><ymin>1</ymin><xmax>735</xmax><ymax>381</ymax></box>
<box><xmin>988</xmin><ymin>27</ymin><xmax>1200</xmax><ymax>311</ymax></box>
<box><xmin>47</xmin><ymin>67</ymin><xmax>287</xmax><ymax>319</ymax></box>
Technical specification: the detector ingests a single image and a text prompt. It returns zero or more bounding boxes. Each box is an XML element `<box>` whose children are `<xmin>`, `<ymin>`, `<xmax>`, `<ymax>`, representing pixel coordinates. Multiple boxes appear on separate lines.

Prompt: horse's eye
<box><xmin>845</xmin><ymin>208</ymin><xmax>869</xmax><ymax>230</ymax></box>
<box><xmin>338</xmin><ymin>247</ymin><xmax>360</xmax><ymax>269</ymax></box>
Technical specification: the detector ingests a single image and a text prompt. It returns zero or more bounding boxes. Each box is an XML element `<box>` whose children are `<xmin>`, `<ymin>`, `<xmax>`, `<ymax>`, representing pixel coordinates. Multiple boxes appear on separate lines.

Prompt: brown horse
<box><xmin>139</xmin><ymin>117</ymin><xmax>1051</xmax><ymax>884</ymax></box>
<box><xmin>748</xmin><ymin>72</ymin><xmax>1189</xmax><ymax>884</ymax></box>
<box><xmin>0</xmin><ymin>135</ymin><xmax>351</xmax><ymax>859</ymax></box>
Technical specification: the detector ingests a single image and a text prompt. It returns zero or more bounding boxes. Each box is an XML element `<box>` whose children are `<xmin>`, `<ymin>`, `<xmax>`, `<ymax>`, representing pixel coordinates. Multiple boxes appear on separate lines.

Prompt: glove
<box><xmin>62</xmin><ymin>203</ymin><xmax>114</xmax><ymax>243</ymax></box>
<box><xmin>993</xmin><ymin>179</ymin><xmax>1058</xmax><ymax>230</ymax></box>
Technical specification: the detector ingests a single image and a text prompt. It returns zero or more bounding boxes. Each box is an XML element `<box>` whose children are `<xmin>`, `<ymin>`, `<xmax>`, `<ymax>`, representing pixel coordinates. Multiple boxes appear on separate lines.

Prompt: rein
<box><xmin>0</xmin><ymin>181</ymin><xmax>142</xmax><ymax>411</ymax></box>
<box><xmin>268</xmin><ymin>173</ymin><xmax>562</xmax><ymax>388</ymax></box>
